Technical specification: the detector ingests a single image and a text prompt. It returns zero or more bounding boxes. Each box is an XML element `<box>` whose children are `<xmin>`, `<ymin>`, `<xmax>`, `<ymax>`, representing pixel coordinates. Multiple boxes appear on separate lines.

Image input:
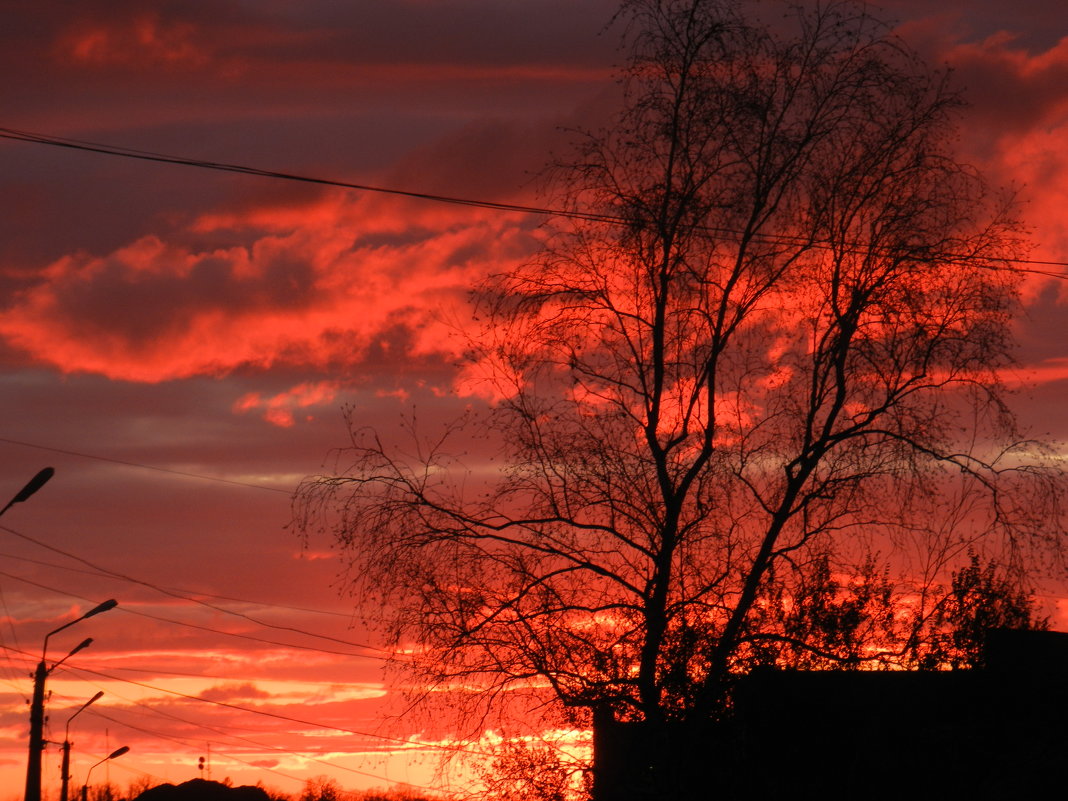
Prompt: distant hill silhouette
<box><xmin>133</xmin><ymin>778</ymin><xmax>270</xmax><ymax>801</ymax></box>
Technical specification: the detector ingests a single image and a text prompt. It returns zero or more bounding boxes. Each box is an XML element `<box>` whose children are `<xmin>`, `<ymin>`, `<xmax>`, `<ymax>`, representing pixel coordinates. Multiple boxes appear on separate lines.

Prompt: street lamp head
<box><xmin>0</xmin><ymin>467</ymin><xmax>54</xmax><ymax>517</ymax></box>
<box><xmin>84</xmin><ymin>599</ymin><xmax>117</xmax><ymax>619</ymax></box>
<box><xmin>83</xmin><ymin>746</ymin><xmax>129</xmax><ymax>800</ymax></box>
<box><xmin>12</xmin><ymin>468</ymin><xmax>54</xmax><ymax>505</ymax></box>
<box><xmin>43</xmin><ymin>598</ymin><xmax>118</xmax><ymax>671</ymax></box>
<box><xmin>65</xmin><ymin>691</ymin><xmax>104</xmax><ymax>740</ymax></box>
<box><xmin>48</xmin><ymin>638</ymin><xmax>92</xmax><ymax>675</ymax></box>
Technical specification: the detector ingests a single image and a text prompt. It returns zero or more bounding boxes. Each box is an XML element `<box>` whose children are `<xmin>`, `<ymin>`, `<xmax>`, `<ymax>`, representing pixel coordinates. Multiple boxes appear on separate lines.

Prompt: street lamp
<box><xmin>25</xmin><ymin>599</ymin><xmax>118</xmax><ymax>801</ymax></box>
<box><xmin>0</xmin><ymin>467</ymin><xmax>53</xmax><ymax>517</ymax></box>
<box><xmin>81</xmin><ymin>746</ymin><xmax>128</xmax><ymax>801</ymax></box>
<box><xmin>60</xmin><ymin>691</ymin><xmax>104</xmax><ymax>801</ymax></box>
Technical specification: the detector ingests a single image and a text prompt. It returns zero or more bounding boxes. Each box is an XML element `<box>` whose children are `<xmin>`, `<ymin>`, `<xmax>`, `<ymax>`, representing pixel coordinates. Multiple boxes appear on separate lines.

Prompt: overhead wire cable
<box><xmin>0</xmin><ymin>578</ymin><xmax>26</xmax><ymax>690</ymax></box>
<box><xmin>1</xmin><ymin>125</ymin><xmax>1066</xmax><ymax>277</ymax></box>
<box><xmin>97</xmin><ymin>662</ymin><xmax>375</xmax><ymax>686</ymax></box>
<box><xmin>59</xmin><ymin>661</ymin><xmax>495</xmax><ymax>758</ymax></box>
<box><xmin>76</xmin><ymin>705</ymin><xmax>333</xmax><ymax>789</ymax></box>
<box><xmin>0</xmin><ymin>568</ymin><xmax>391</xmax><ymax>661</ymax></box>
<box><xmin>0</xmin><ymin>641</ymin><xmax>483</xmax><ymax>758</ymax></box>
<box><xmin>77</xmin><ymin>695</ymin><xmax>441</xmax><ymax>790</ymax></box>
<box><xmin>159</xmin><ymin>587</ymin><xmax>358</xmax><ymax>621</ymax></box>
<box><xmin>0</xmin><ymin>126</ymin><xmax>622</xmax><ymax>225</ymax></box>
<box><xmin>0</xmin><ymin>523</ymin><xmax>390</xmax><ymax>656</ymax></box>
<box><xmin>0</xmin><ymin>568</ymin><xmax>384</xmax><ymax>661</ymax></box>
<box><xmin>0</xmin><ymin>674</ymin><xmax>31</xmax><ymax>699</ymax></box>
<box><xmin>55</xmin><ymin>684</ymin><xmax>358</xmax><ymax>768</ymax></box>
<box><xmin>95</xmin><ymin>705</ymin><xmax>452</xmax><ymax>796</ymax></box>
<box><xmin>0</xmin><ymin>548</ymin><xmax>358</xmax><ymax>621</ymax></box>
<box><xmin>0</xmin><ymin>436</ymin><xmax>290</xmax><ymax>495</ymax></box>
<box><xmin>65</xmin><ymin>741</ymin><xmax>167</xmax><ymax>789</ymax></box>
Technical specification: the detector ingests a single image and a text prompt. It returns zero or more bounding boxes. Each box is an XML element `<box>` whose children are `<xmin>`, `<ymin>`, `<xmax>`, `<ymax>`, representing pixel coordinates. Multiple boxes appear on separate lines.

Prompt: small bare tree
<box><xmin>295</xmin><ymin>0</ymin><xmax>1062</xmax><ymax>788</ymax></box>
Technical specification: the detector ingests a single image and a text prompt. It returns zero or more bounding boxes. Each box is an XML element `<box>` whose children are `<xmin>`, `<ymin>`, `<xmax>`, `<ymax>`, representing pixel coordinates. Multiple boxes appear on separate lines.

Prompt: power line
<box><xmin>162</xmin><ymin>587</ymin><xmax>358</xmax><ymax>621</ymax></box>
<box><xmin>38</xmin><ymin>683</ymin><xmax>445</xmax><ymax>798</ymax></box>
<box><xmin>84</xmin><ymin>704</ymin><xmax>345</xmax><ymax>789</ymax></box>
<box><xmin>84</xmin><ymin>696</ymin><xmax>441</xmax><ymax>791</ymax></box>
<box><xmin>0</xmin><ymin>126</ymin><xmax>621</xmax><ymax>225</ymax></box>
<box><xmin>0</xmin><ymin>577</ymin><xmax>26</xmax><ymax>691</ymax></box>
<box><xmin>0</xmin><ymin>567</ymin><xmax>390</xmax><ymax>661</ymax></box>
<box><xmin>2</xmin><ymin>640</ymin><xmax>488</xmax><ymax>758</ymax></box>
<box><xmin>63</xmin><ymin>739</ymin><xmax>168</xmax><ymax>793</ymax></box>
<box><xmin>0</xmin><ymin>522</ymin><xmax>390</xmax><ymax>656</ymax></box>
<box><xmin>50</xmin><ymin>669</ymin><xmax>431</xmax><ymax>786</ymax></box>
<box><xmin>0</xmin><ymin>548</ymin><xmax>356</xmax><ymax>621</ymax></box>
<box><xmin>1</xmin><ymin>125</ymin><xmax>1066</xmax><ymax>277</ymax></box>
<box><xmin>104</xmin><ymin>663</ymin><xmax>364</xmax><ymax>684</ymax></box>
<box><xmin>0</xmin><ymin>572</ymin><xmax>382</xmax><ymax>661</ymax></box>
<box><xmin>61</xmin><ymin>661</ymin><xmax>495</xmax><ymax>758</ymax></box>
<box><xmin>61</xmin><ymin>673</ymin><xmax>459</xmax><ymax>794</ymax></box>
<box><xmin>0</xmin><ymin>436</ymin><xmax>290</xmax><ymax>495</ymax></box>
<box><xmin>54</xmin><ymin>670</ymin><xmax>450</xmax><ymax>791</ymax></box>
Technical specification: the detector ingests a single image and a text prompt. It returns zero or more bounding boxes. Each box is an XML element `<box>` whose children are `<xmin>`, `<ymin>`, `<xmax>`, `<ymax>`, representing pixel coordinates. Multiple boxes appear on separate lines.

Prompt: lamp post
<box><xmin>60</xmin><ymin>691</ymin><xmax>104</xmax><ymax>801</ymax></box>
<box><xmin>80</xmin><ymin>746</ymin><xmax>128</xmax><ymax>801</ymax></box>
<box><xmin>25</xmin><ymin>599</ymin><xmax>118</xmax><ymax>801</ymax></box>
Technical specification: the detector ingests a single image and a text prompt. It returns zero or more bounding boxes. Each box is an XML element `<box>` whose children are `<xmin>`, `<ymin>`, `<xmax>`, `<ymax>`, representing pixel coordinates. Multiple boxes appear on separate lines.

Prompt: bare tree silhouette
<box><xmin>295</xmin><ymin>0</ymin><xmax>1062</xmax><ymax>792</ymax></box>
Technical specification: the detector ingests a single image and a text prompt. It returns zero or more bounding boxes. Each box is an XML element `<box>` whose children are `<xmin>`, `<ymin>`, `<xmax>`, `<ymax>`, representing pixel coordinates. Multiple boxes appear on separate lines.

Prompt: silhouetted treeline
<box><xmin>74</xmin><ymin>775</ymin><xmax>444</xmax><ymax>801</ymax></box>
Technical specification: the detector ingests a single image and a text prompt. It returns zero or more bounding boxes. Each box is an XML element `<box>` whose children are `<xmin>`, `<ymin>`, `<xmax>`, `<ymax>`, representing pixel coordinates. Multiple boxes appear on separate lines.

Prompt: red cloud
<box><xmin>0</xmin><ymin>190</ymin><xmax>538</xmax><ymax>383</ymax></box>
<box><xmin>57</xmin><ymin>13</ymin><xmax>213</xmax><ymax>70</ymax></box>
<box><xmin>198</xmin><ymin>681</ymin><xmax>272</xmax><ymax>702</ymax></box>
<box><xmin>234</xmin><ymin>381</ymin><xmax>341</xmax><ymax>427</ymax></box>
<box><xmin>885</xmin><ymin>14</ymin><xmax>1068</xmax><ymax>297</ymax></box>
<box><xmin>932</xmin><ymin>33</ymin><xmax>1068</xmax><ymax>272</ymax></box>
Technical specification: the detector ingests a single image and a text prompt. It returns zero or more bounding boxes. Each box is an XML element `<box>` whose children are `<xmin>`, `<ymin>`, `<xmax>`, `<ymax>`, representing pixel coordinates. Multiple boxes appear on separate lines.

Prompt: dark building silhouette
<box><xmin>592</xmin><ymin>630</ymin><xmax>1068</xmax><ymax>800</ymax></box>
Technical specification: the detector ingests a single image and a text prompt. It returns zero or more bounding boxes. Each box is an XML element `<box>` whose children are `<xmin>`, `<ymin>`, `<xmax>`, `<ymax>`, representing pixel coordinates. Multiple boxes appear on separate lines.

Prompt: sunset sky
<box><xmin>0</xmin><ymin>0</ymin><xmax>1067</xmax><ymax>796</ymax></box>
